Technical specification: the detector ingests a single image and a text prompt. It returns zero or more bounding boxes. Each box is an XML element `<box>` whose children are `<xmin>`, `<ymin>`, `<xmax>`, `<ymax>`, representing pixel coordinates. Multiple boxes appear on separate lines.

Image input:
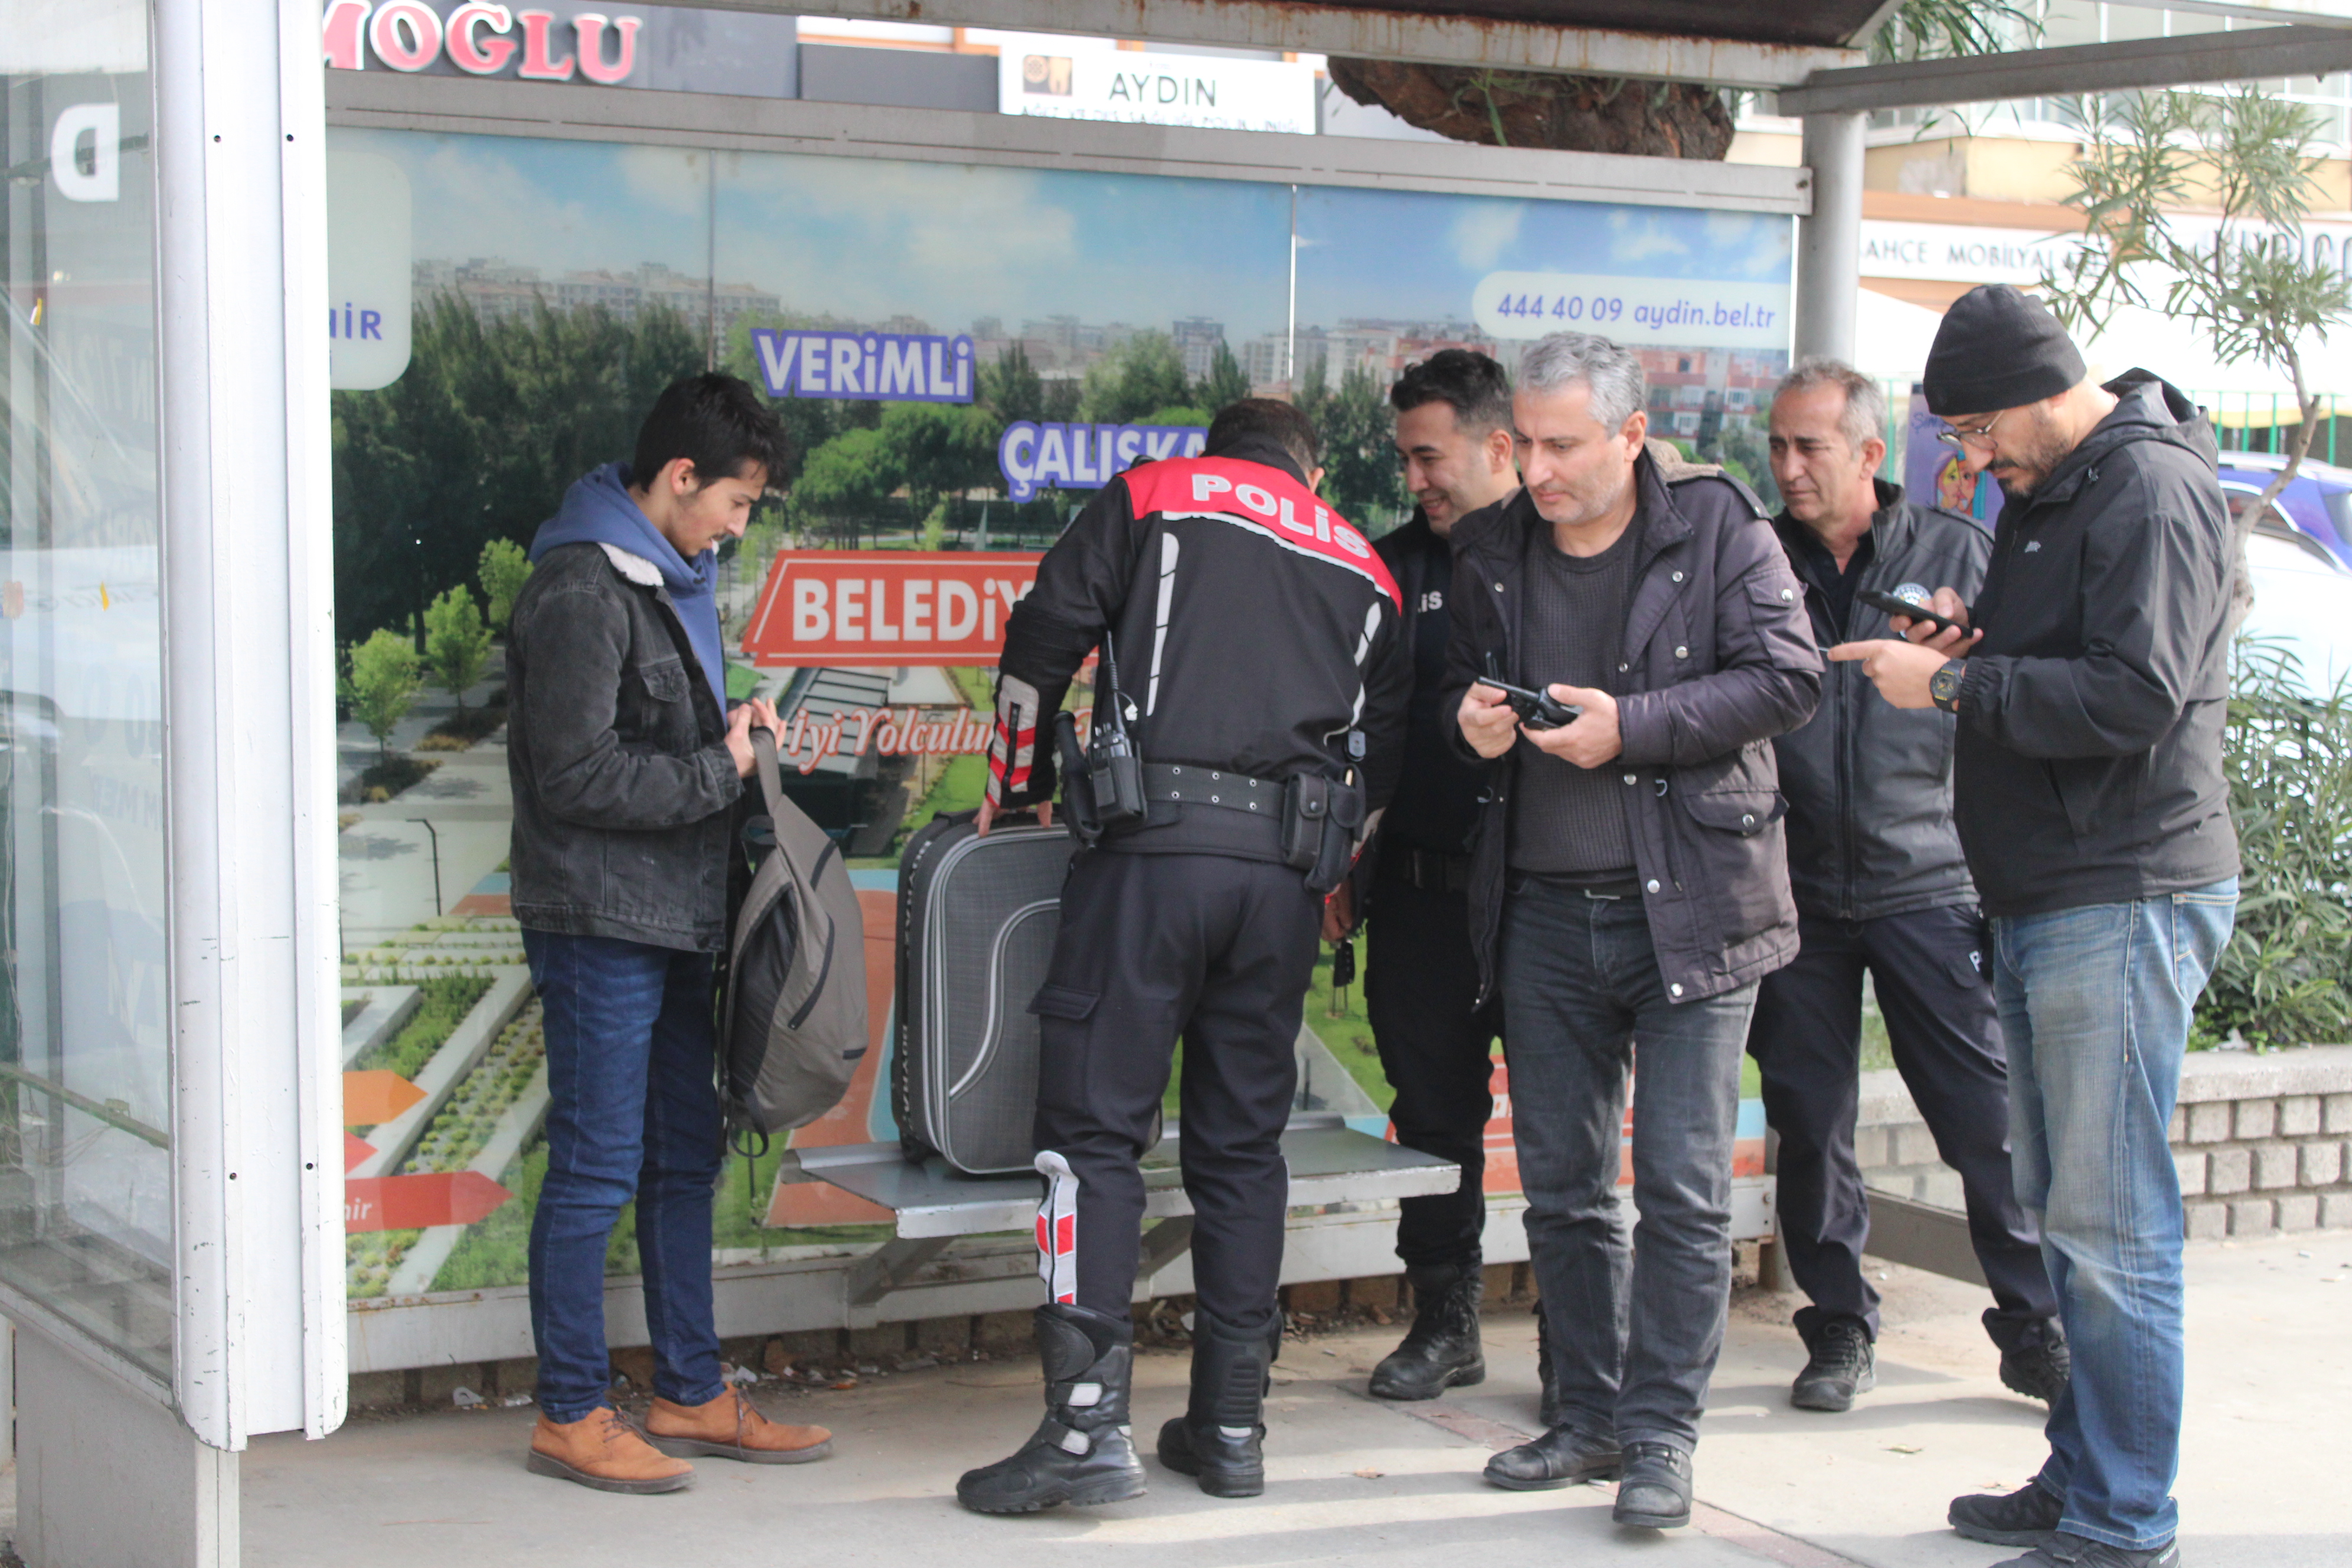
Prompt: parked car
<box><xmin>2216</xmin><ymin>449</ymin><xmax>2352</xmax><ymax>571</ymax></box>
<box><xmin>2239</xmin><ymin>518</ymin><xmax>2352</xmax><ymax>697</ymax></box>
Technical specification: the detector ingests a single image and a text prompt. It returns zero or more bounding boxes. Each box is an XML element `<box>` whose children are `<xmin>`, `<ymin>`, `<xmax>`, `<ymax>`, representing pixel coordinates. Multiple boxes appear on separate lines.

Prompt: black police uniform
<box><xmin>1364</xmin><ymin>508</ymin><xmax>1501</xmax><ymax>1269</ymax></box>
<box><xmin>955</xmin><ymin>435</ymin><xmax>1410</xmax><ymax>1514</ymax></box>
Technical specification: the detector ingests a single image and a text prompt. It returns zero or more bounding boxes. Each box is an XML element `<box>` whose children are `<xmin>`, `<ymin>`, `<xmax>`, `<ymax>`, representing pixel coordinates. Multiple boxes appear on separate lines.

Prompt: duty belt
<box><xmin>1142</xmin><ymin>762</ymin><xmax>1284</xmax><ymax>816</ymax></box>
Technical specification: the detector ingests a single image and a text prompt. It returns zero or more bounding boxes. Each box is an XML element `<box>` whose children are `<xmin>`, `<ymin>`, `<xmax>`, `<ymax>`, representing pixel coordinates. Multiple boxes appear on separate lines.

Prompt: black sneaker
<box><xmin>1991</xmin><ymin>1531</ymin><xmax>2179</xmax><ymax>1568</ymax></box>
<box><xmin>1611</xmin><ymin>1442</ymin><xmax>1693</xmax><ymax>1530</ymax></box>
<box><xmin>2001</xmin><ymin>1319</ymin><xmax>2071</xmax><ymax>1405</ymax></box>
<box><xmin>1791</xmin><ymin>1315</ymin><xmax>1875</xmax><ymax>1412</ymax></box>
<box><xmin>1950</xmin><ymin>1481</ymin><xmax>2064</xmax><ymax>1547</ymax></box>
<box><xmin>1482</xmin><ymin>1424</ymin><xmax>1621</xmax><ymax>1491</ymax></box>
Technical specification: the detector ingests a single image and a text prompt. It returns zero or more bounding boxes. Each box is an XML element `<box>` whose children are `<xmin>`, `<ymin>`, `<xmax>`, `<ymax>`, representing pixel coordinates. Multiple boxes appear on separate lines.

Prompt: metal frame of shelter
<box><xmin>19</xmin><ymin>2</ymin><xmax>2348</xmax><ymax>1563</ymax></box>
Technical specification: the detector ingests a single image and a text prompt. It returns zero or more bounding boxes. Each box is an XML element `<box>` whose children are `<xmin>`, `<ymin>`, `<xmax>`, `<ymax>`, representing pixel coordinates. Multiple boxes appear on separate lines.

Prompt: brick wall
<box><xmin>1858</xmin><ymin>1043</ymin><xmax>2352</xmax><ymax>1240</ymax></box>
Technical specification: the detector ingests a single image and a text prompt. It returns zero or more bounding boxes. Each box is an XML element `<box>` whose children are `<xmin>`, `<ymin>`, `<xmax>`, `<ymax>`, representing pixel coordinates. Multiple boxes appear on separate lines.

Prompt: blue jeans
<box><xmin>1501</xmin><ymin>878</ymin><xmax>1757</xmax><ymax>1453</ymax></box>
<box><xmin>523</xmin><ymin>930</ymin><xmax>726</xmax><ymax>1423</ymax></box>
<box><xmin>1994</xmin><ymin>878</ymin><xmax>2236</xmax><ymax>1551</ymax></box>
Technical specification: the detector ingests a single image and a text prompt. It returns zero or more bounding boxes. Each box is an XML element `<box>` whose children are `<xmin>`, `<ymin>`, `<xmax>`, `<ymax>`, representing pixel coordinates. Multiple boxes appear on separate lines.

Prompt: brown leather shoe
<box><xmin>645</xmin><ymin>1387</ymin><xmax>834</xmax><ymax>1465</ymax></box>
<box><xmin>527</xmin><ymin>1407</ymin><xmax>694</xmax><ymax>1494</ymax></box>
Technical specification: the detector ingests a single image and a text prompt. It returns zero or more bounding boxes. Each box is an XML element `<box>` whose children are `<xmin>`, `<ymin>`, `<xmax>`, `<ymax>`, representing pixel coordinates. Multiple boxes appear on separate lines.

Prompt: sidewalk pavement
<box><xmin>245</xmin><ymin>1231</ymin><xmax>2352</xmax><ymax>1567</ymax></box>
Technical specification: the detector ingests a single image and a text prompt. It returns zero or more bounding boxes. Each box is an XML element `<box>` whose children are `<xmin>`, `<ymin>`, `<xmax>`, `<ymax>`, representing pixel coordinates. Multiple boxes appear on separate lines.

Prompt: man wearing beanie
<box><xmin>1832</xmin><ymin>284</ymin><xmax>2236</xmax><ymax>1568</ymax></box>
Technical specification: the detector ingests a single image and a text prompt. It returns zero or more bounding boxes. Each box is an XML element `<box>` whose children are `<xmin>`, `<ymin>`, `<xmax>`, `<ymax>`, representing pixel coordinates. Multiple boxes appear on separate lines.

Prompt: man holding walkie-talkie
<box><xmin>956</xmin><ymin>398</ymin><xmax>1411</xmax><ymax>1517</ymax></box>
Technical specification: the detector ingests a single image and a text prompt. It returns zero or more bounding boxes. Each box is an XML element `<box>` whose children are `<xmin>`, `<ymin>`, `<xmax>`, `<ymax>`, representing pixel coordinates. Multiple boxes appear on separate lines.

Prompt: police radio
<box><xmin>1054</xmin><ymin>633</ymin><xmax>1146</xmax><ymax>845</ymax></box>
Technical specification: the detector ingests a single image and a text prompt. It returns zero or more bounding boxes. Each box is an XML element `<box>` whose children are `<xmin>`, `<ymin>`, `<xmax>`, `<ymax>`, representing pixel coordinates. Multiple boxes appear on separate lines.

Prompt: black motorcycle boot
<box><xmin>1791</xmin><ymin>1314</ymin><xmax>1876</xmax><ymax>1412</ymax></box>
<box><xmin>1368</xmin><ymin>1260</ymin><xmax>1486</xmax><ymax>1401</ymax></box>
<box><xmin>958</xmin><ymin>1305</ymin><xmax>1147</xmax><ymax>1514</ymax></box>
<box><xmin>1157</xmin><ymin>1311</ymin><xmax>1278</xmax><ymax>1498</ymax></box>
<box><xmin>1996</xmin><ymin>1314</ymin><xmax>2071</xmax><ymax>1405</ymax></box>
<box><xmin>1536</xmin><ymin>1300</ymin><xmax>1563</xmax><ymax>1430</ymax></box>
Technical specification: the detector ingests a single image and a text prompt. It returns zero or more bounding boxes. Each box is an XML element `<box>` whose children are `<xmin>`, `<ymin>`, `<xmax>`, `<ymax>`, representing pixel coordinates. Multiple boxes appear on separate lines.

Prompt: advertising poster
<box><xmin>1904</xmin><ymin>389</ymin><xmax>2005</xmax><ymax>530</ymax></box>
<box><xmin>328</xmin><ymin>126</ymin><xmax>1779</xmax><ymax>1305</ymax></box>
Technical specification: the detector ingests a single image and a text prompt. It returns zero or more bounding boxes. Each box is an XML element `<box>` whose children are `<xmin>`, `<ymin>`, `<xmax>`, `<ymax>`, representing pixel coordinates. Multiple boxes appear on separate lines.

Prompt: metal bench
<box><xmin>778</xmin><ymin>1112</ymin><xmax>1461</xmax><ymax>1306</ymax></box>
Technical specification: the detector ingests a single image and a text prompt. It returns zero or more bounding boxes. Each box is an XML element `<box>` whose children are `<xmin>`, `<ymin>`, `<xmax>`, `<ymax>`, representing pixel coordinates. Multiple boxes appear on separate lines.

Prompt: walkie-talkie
<box><xmin>1085</xmin><ymin>633</ymin><xmax>1148</xmax><ymax>831</ymax></box>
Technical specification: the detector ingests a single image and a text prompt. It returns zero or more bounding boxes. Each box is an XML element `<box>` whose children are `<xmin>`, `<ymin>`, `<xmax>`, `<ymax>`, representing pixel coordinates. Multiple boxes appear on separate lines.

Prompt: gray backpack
<box><xmin>720</xmin><ymin>730</ymin><xmax>868</xmax><ymax>1139</ymax></box>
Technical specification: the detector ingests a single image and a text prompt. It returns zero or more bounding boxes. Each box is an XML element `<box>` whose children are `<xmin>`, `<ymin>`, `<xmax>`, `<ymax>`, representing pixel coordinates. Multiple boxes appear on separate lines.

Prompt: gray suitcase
<box><xmin>893</xmin><ymin>809</ymin><xmax>1074</xmax><ymax>1177</ymax></box>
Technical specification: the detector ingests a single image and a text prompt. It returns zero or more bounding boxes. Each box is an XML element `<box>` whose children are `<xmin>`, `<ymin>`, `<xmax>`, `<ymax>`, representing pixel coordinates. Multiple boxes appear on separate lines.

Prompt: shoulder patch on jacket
<box><xmin>1122</xmin><ymin>456</ymin><xmax>1402</xmax><ymax>609</ymax></box>
<box><xmin>599</xmin><ymin>543</ymin><xmax>663</xmax><ymax>587</ymax></box>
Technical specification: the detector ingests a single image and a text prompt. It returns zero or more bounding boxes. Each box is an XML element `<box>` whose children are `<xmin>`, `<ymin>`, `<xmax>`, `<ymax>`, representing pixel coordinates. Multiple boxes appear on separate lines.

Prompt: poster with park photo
<box><xmin>325</xmin><ymin>125</ymin><xmax>1789</xmax><ymax>1303</ymax></box>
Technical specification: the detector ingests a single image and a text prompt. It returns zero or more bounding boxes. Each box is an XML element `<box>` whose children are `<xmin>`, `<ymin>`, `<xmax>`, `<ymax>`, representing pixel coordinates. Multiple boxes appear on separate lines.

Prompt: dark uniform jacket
<box><xmin>506</xmin><ymin>542</ymin><xmax>743</xmax><ymax>952</ymax></box>
<box><xmin>988</xmin><ymin>435</ymin><xmax>1412</xmax><ymax>862</ymax></box>
<box><xmin>1772</xmin><ymin>481</ymin><xmax>1990</xmax><ymax>922</ymax></box>
<box><xmin>1369</xmin><ymin>509</ymin><xmax>1493</xmax><ymax>861</ymax></box>
<box><xmin>1951</xmin><ymin>371</ymin><xmax>2239</xmax><ymax>916</ymax></box>
<box><xmin>1439</xmin><ymin>442</ymin><xmax>1823</xmax><ymax>1005</ymax></box>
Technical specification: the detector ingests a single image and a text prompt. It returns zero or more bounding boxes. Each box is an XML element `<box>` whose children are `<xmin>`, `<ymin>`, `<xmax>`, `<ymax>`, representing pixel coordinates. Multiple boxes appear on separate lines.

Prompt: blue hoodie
<box><xmin>528</xmin><ymin>462</ymin><xmax>728</xmax><ymax>714</ymax></box>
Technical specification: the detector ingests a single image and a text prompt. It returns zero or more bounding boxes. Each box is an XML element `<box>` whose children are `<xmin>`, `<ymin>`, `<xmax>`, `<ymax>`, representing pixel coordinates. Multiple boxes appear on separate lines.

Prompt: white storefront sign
<box><xmin>1862</xmin><ymin>215</ymin><xmax>2352</xmax><ymax>288</ymax></box>
<box><xmin>997</xmin><ymin>47</ymin><xmax>1315</xmax><ymax>135</ymax></box>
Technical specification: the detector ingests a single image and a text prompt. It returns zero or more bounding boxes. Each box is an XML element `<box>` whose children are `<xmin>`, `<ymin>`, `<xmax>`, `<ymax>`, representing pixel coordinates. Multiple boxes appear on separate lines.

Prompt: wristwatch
<box><xmin>1929</xmin><ymin>659</ymin><xmax>1967</xmax><ymax>714</ymax></box>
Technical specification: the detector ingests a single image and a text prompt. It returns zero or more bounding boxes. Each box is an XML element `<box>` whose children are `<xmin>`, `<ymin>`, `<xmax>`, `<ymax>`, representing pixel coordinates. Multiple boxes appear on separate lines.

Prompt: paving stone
<box><xmin>2187</xmin><ymin>1102</ymin><xmax>2234</xmax><ymax>1144</ymax></box>
<box><xmin>2253</xmin><ymin>1142</ymin><xmax>2302</xmax><ymax>1191</ymax></box>
<box><xmin>2279</xmin><ymin>1096</ymin><xmax>2322</xmax><ymax>1137</ymax></box>
<box><xmin>2321</xmin><ymin>1190</ymin><xmax>2352</xmax><ymax>1230</ymax></box>
<box><xmin>1916</xmin><ymin>1170</ymin><xmax>1965</xmax><ymax>1210</ymax></box>
<box><xmin>2174</xmin><ymin>1149</ymin><xmax>2209</xmax><ymax>1197</ymax></box>
<box><xmin>2299</xmin><ymin>1139</ymin><xmax>2344</xmax><ymax>1188</ymax></box>
<box><xmin>1852</xmin><ymin>1126</ymin><xmax>1892</xmax><ymax>1168</ymax></box>
<box><xmin>2207</xmin><ymin>1146</ymin><xmax>2252</xmax><ymax>1196</ymax></box>
<box><xmin>2168</xmin><ymin>1106</ymin><xmax>2187</xmax><ymax>1143</ymax></box>
<box><xmin>2324</xmin><ymin>1093</ymin><xmax>2352</xmax><ymax>1136</ymax></box>
<box><xmin>2227</xmin><ymin>1197</ymin><xmax>2277</xmax><ymax>1236</ymax></box>
<box><xmin>2184</xmin><ymin>1200</ymin><xmax>2229</xmax><ymax>1240</ymax></box>
<box><xmin>2235</xmin><ymin>1099</ymin><xmax>2278</xmax><ymax>1141</ymax></box>
<box><xmin>2278</xmin><ymin>1193</ymin><xmax>2320</xmax><ymax>1233</ymax></box>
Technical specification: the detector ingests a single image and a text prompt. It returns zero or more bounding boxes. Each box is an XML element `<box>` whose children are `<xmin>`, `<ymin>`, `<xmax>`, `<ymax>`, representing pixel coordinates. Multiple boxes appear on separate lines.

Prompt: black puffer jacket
<box><xmin>1951</xmin><ymin>372</ymin><xmax>2239</xmax><ymax>916</ymax></box>
<box><xmin>1773</xmin><ymin>482</ymin><xmax>1990</xmax><ymax>921</ymax></box>
<box><xmin>1440</xmin><ymin>443</ymin><xmax>1823</xmax><ymax>1005</ymax></box>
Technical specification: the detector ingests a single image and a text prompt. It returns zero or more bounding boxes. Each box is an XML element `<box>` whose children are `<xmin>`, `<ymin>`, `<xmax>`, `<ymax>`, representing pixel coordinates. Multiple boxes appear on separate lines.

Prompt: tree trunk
<box><xmin>1327</xmin><ymin>59</ymin><xmax>1733</xmax><ymax>159</ymax></box>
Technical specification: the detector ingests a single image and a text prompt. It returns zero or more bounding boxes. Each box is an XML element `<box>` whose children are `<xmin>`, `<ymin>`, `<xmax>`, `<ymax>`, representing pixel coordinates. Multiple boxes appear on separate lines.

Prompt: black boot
<box><xmin>1536</xmin><ymin>1301</ymin><xmax>1562</xmax><ymax>1430</ymax></box>
<box><xmin>1157</xmin><ymin>1311</ymin><xmax>1278</xmax><ymax>1498</ymax></box>
<box><xmin>1368</xmin><ymin>1260</ymin><xmax>1485</xmax><ymax>1401</ymax></box>
<box><xmin>1997</xmin><ymin>1315</ymin><xmax>2070</xmax><ymax>1405</ymax></box>
<box><xmin>958</xmin><ymin>1305</ymin><xmax>1147</xmax><ymax>1514</ymax></box>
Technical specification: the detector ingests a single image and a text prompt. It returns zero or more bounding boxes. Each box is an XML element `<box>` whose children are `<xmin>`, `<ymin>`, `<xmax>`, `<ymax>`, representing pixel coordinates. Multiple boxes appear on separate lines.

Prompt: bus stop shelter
<box><xmin>8</xmin><ymin>1</ymin><xmax>2352</xmax><ymax>1563</ymax></box>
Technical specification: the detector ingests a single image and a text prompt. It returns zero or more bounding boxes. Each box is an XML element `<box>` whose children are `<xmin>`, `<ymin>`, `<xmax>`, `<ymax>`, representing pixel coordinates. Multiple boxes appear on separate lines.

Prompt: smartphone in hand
<box><xmin>1481</xmin><ymin>652</ymin><xmax>1580</xmax><ymax>731</ymax></box>
<box><xmin>1856</xmin><ymin>588</ymin><xmax>1969</xmax><ymax>639</ymax></box>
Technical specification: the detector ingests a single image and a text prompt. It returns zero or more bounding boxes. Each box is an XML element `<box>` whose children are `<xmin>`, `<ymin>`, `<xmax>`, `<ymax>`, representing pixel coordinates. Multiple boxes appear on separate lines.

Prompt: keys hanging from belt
<box><xmin>1325</xmin><ymin>935</ymin><xmax>1357</xmax><ymax>1020</ymax></box>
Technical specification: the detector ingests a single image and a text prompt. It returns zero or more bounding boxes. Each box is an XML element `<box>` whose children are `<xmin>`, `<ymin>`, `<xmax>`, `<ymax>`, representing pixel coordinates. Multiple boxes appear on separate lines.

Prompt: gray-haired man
<box><xmin>1753</xmin><ymin>359</ymin><xmax>2066</xmax><ymax>1416</ymax></box>
<box><xmin>1440</xmin><ymin>333</ymin><xmax>1822</xmax><ymax>1528</ymax></box>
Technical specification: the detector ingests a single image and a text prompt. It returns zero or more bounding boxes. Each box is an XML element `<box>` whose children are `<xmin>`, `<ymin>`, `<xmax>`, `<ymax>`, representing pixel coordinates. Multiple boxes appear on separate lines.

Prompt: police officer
<box><xmin>1338</xmin><ymin>351</ymin><xmax>1520</xmax><ymax>1402</ymax></box>
<box><xmin>956</xmin><ymin>398</ymin><xmax>1410</xmax><ymax>1515</ymax></box>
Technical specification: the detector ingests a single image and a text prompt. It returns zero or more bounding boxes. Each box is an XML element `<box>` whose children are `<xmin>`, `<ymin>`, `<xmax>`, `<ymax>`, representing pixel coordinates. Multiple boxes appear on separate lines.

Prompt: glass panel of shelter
<box><xmin>0</xmin><ymin>0</ymin><xmax>171</xmax><ymax>1382</ymax></box>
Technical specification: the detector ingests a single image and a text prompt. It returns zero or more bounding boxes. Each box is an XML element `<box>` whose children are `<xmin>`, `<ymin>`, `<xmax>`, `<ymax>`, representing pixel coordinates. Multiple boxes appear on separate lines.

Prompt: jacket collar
<box><xmin>1777</xmin><ymin>477</ymin><xmax>1909</xmax><ymax>560</ymax></box>
<box><xmin>1203</xmin><ymin>432</ymin><xmax>1310</xmax><ymax>488</ymax></box>
<box><xmin>2023</xmin><ymin>373</ymin><xmax>2216</xmax><ymax>511</ymax></box>
<box><xmin>599</xmin><ymin>542</ymin><xmax>664</xmax><ymax>587</ymax></box>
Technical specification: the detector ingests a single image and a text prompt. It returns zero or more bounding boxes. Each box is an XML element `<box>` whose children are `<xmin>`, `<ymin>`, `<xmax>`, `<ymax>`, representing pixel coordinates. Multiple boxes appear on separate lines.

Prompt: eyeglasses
<box><xmin>1935</xmin><ymin>409</ymin><xmax>2013</xmax><ymax>449</ymax></box>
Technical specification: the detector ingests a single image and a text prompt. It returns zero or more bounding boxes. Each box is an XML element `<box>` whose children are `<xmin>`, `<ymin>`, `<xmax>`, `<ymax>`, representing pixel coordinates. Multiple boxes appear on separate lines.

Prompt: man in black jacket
<box><xmin>1751</xmin><ymin>359</ymin><xmax>2064</xmax><ymax>1416</ymax></box>
<box><xmin>1835</xmin><ymin>287</ymin><xmax>2237</xmax><ymax>1568</ymax></box>
<box><xmin>1342</xmin><ymin>351</ymin><xmax>1518</xmax><ymax>1404</ymax></box>
<box><xmin>956</xmin><ymin>399</ymin><xmax>1411</xmax><ymax>1515</ymax></box>
<box><xmin>507</xmin><ymin>374</ymin><xmax>831</xmax><ymax>1491</ymax></box>
<box><xmin>1444</xmin><ymin>333</ymin><xmax>1821</xmax><ymax>1530</ymax></box>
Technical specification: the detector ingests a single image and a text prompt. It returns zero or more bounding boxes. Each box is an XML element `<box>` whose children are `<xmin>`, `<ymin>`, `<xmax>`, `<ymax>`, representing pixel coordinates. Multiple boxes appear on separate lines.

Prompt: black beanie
<box><xmin>1922</xmin><ymin>285</ymin><xmax>2086</xmax><ymax>416</ymax></box>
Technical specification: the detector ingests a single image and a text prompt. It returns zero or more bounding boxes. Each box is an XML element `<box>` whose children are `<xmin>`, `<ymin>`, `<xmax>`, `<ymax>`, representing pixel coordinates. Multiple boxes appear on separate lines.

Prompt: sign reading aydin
<box><xmin>741</xmin><ymin>551</ymin><xmax>1044</xmax><ymax>667</ymax></box>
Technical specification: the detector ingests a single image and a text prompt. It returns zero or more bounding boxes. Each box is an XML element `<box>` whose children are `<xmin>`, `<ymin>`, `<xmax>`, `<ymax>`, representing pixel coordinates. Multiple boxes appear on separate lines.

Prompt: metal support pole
<box><xmin>1796</xmin><ymin>112</ymin><xmax>1867</xmax><ymax>368</ymax></box>
<box><xmin>407</xmin><ymin>819</ymin><xmax>443</xmax><ymax>916</ymax></box>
